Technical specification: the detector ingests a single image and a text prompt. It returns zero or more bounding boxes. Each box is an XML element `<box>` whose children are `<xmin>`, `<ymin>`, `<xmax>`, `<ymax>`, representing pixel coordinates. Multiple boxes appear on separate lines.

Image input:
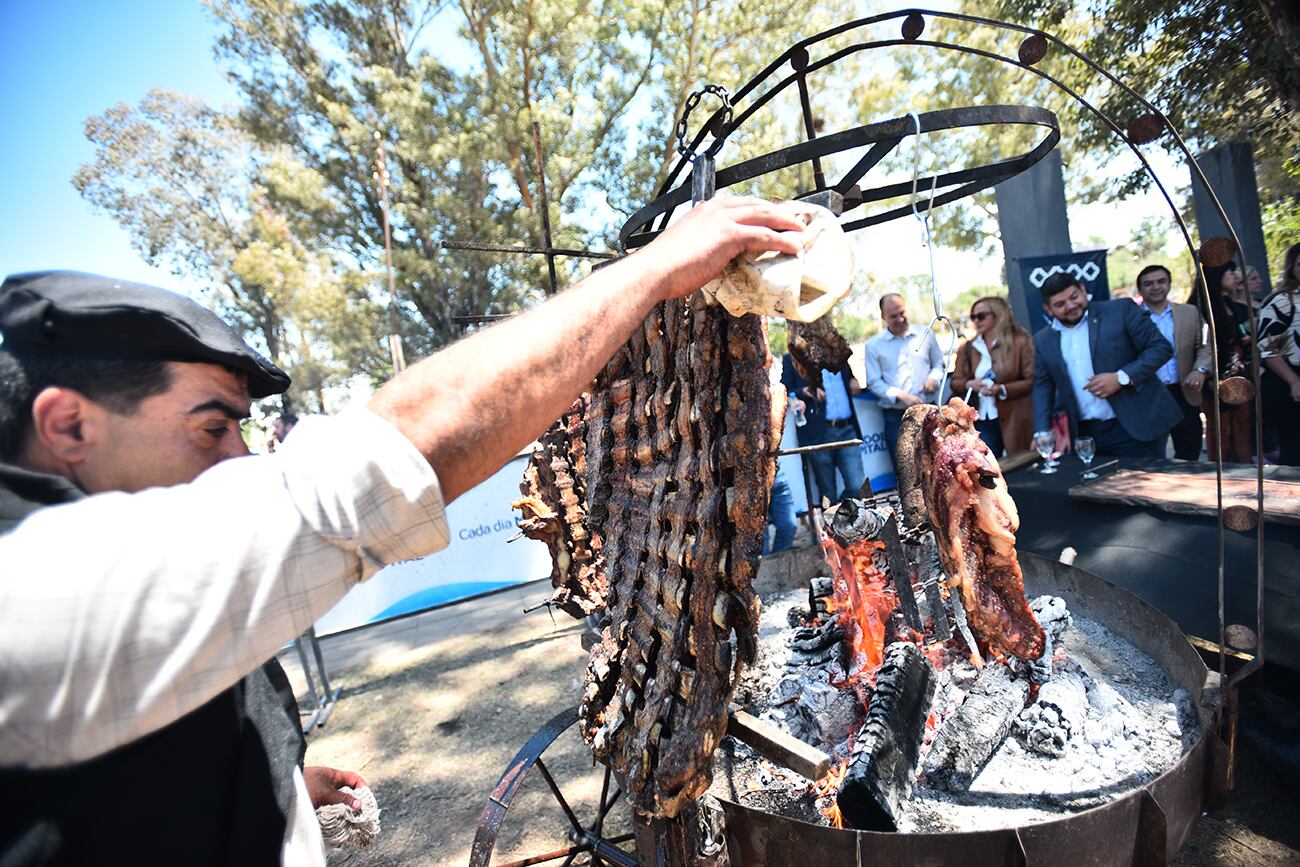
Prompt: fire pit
<box><xmin>711</xmin><ymin>546</ymin><xmax>1222</xmax><ymax>865</ymax></box>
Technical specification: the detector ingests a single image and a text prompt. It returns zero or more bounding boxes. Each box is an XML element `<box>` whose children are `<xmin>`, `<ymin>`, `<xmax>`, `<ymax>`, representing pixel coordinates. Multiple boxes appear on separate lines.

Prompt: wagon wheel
<box><xmin>469</xmin><ymin>705</ymin><xmax>637</xmax><ymax>867</ymax></box>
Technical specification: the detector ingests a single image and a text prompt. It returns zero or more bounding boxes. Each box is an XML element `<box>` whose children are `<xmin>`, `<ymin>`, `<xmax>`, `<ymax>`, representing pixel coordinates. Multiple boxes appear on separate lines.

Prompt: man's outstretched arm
<box><xmin>370</xmin><ymin>195</ymin><xmax>804</xmax><ymax>503</ymax></box>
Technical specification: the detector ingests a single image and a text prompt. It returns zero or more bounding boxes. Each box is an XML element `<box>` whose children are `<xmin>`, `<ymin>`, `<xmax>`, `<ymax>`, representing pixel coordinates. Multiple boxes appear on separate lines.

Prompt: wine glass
<box><xmin>1033</xmin><ymin>431</ymin><xmax>1056</xmax><ymax>474</ymax></box>
<box><xmin>1075</xmin><ymin>436</ymin><xmax>1097</xmax><ymax>479</ymax></box>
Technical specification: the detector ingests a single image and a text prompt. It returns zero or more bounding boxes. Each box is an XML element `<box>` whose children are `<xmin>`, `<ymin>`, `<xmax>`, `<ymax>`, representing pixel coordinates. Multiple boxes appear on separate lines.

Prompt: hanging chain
<box><xmin>907</xmin><ymin>111</ymin><xmax>958</xmax><ymax>398</ymax></box>
<box><xmin>675</xmin><ymin>84</ymin><xmax>733</xmax><ymax>161</ymax></box>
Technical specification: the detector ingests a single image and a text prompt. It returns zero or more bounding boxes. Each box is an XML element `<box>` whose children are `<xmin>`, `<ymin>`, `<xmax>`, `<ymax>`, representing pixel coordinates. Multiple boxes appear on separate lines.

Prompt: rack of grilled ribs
<box><xmin>901</xmin><ymin>398</ymin><xmax>1044</xmax><ymax>660</ymax></box>
<box><xmin>513</xmin><ymin>395</ymin><xmax>608</xmax><ymax>618</ymax></box>
<box><xmin>578</xmin><ymin>295</ymin><xmax>783</xmax><ymax>818</ymax></box>
<box><xmin>787</xmin><ymin>316</ymin><xmax>852</xmax><ymax>380</ymax></box>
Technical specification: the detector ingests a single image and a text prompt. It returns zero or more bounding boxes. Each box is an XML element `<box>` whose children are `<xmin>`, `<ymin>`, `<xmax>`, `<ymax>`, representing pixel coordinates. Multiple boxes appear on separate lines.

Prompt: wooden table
<box><xmin>1068</xmin><ymin>468</ymin><xmax>1300</xmax><ymax>526</ymax></box>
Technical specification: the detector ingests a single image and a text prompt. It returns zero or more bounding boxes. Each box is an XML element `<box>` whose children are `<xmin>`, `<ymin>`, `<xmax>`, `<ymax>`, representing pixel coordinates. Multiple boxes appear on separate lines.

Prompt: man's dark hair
<box><xmin>278</xmin><ymin>413</ymin><xmax>298</xmax><ymax>427</ymax></box>
<box><xmin>1135</xmin><ymin>264</ymin><xmax>1171</xmax><ymax>288</ymax></box>
<box><xmin>0</xmin><ymin>348</ymin><xmax>173</xmax><ymax>461</ymax></box>
<box><xmin>1040</xmin><ymin>272</ymin><xmax>1082</xmax><ymax>301</ymax></box>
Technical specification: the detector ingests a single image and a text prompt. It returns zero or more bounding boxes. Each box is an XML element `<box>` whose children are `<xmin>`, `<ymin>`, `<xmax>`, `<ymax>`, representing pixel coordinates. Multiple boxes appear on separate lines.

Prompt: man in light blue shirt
<box><xmin>864</xmin><ymin>292</ymin><xmax>945</xmax><ymax>464</ymax></box>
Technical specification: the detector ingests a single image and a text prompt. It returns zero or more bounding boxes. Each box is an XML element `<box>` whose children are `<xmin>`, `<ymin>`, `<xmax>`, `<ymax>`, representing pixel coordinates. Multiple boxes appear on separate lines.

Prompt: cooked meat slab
<box><xmin>787</xmin><ymin>316</ymin><xmax>852</xmax><ymax>378</ymax></box>
<box><xmin>578</xmin><ymin>295</ymin><xmax>781</xmax><ymax>818</ymax></box>
<box><xmin>907</xmin><ymin>399</ymin><xmax>1044</xmax><ymax>660</ymax></box>
<box><xmin>513</xmin><ymin>395</ymin><xmax>608</xmax><ymax>618</ymax></box>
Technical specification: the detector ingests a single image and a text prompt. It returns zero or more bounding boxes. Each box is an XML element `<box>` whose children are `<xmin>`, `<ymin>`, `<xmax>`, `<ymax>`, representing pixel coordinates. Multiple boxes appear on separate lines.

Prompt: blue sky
<box><xmin>0</xmin><ymin>0</ymin><xmax>236</xmax><ymax>295</ymax></box>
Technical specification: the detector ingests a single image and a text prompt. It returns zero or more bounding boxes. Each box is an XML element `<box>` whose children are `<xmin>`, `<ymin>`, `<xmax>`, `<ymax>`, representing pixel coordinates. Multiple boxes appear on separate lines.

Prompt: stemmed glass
<box><xmin>1033</xmin><ymin>431</ymin><xmax>1057</xmax><ymax>474</ymax></box>
<box><xmin>1075</xmin><ymin>436</ymin><xmax>1098</xmax><ymax>480</ymax></box>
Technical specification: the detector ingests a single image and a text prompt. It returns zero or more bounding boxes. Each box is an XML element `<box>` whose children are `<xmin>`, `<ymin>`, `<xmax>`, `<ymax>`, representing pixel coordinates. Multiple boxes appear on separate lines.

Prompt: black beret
<box><xmin>0</xmin><ymin>271</ymin><xmax>290</xmax><ymax>399</ymax></box>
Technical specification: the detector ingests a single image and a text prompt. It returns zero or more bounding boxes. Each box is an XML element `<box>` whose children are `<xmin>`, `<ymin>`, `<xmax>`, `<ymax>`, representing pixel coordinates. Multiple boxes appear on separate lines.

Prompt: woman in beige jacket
<box><xmin>951</xmin><ymin>295</ymin><xmax>1036</xmax><ymax>455</ymax></box>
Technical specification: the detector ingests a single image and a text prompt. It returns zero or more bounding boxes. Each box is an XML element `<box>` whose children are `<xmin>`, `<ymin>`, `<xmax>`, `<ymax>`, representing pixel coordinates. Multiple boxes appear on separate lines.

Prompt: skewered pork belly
<box><xmin>903</xmin><ymin>398</ymin><xmax>1044</xmax><ymax>660</ymax></box>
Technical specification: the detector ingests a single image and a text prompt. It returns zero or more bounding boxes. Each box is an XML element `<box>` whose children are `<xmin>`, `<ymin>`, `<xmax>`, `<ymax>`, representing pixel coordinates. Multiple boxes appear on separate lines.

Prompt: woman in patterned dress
<box><xmin>1259</xmin><ymin>242</ymin><xmax>1300</xmax><ymax>466</ymax></box>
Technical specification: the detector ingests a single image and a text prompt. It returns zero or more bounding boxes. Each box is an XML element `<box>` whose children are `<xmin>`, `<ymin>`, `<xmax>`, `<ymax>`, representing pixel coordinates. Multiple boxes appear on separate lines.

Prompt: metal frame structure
<box><xmin>616</xmin><ymin>5</ymin><xmax>1267</xmax><ymax>697</ymax></box>
<box><xmin>467</xmin><ymin>8</ymin><xmax>1271</xmax><ymax>863</ymax></box>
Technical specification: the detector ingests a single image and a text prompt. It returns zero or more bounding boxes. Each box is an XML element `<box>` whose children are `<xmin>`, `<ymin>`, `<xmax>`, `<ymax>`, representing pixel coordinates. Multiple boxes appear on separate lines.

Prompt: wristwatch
<box><xmin>1194</xmin><ymin>365</ymin><xmax>1211</xmax><ymax>375</ymax></box>
<box><xmin>1115</xmin><ymin>369</ymin><xmax>1131</xmax><ymax>386</ymax></box>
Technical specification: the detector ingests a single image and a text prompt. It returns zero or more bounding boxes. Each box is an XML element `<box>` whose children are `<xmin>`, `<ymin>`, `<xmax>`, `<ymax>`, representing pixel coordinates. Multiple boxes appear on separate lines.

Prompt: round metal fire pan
<box><xmin>717</xmin><ymin>553</ymin><xmax>1221</xmax><ymax>866</ymax></box>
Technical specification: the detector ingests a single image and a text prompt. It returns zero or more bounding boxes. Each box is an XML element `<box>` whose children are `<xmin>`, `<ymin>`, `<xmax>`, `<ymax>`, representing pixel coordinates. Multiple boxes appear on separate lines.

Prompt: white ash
<box><xmin>722</xmin><ymin>591</ymin><xmax>1201</xmax><ymax>833</ymax></box>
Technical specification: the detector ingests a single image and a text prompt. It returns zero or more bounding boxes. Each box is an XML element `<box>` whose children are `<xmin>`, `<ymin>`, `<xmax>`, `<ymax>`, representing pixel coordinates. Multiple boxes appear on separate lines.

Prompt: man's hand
<box><xmin>304</xmin><ymin>765</ymin><xmax>367</xmax><ymax>812</ymax></box>
<box><xmin>898</xmin><ymin>392</ymin><xmax>922</xmax><ymax>407</ymax></box>
<box><xmin>1085</xmin><ymin>372</ymin><xmax>1122</xmax><ymax>399</ymax></box>
<box><xmin>791</xmin><ymin>398</ymin><xmax>807</xmax><ymax>414</ymax></box>
<box><xmin>1183</xmin><ymin>370</ymin><xmax>1206</xmax><ymax>392</ymax></box>
<box><xmin>921</xmin><ymin>377</ymin><xmax>939</xmax><ymax>394</ymax></box>
<box><xmin>1291</xmin><ymin>380</ymin><xmax>1300</xmax><ymax>403</ymax></box>
<box><xmin>647</xmin><ymin>195</ymin><xmax>805</xmax><ymax>301</ymax></box>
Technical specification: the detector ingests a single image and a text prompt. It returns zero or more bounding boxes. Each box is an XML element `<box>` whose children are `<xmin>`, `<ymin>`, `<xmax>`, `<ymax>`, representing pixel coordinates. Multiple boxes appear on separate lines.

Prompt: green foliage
<box><xmin>74</xmin><ymin>90</ymin><xmax>387</xmax><ymax>412</ymax></box>
<box><xmin>992</xmin><ymin>0</ymin><xmax>1300</xmax><ymax>206</ymax></box>
<box><xmin>80</xmin><ymin>0</ymin><xmax>858</xmax><ymax>394</ymax></box>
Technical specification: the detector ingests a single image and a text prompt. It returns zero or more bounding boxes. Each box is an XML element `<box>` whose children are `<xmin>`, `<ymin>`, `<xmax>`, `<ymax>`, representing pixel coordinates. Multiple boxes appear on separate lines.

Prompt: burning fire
<box><xmin>821</xmin><ymin>536</ymin><xmax>895</xmax><ymax>682</ymax></box>
<box><xmin>813</xmin><ymin>758</ymin><xmax>849</xmax><ymax>828</ymax></box>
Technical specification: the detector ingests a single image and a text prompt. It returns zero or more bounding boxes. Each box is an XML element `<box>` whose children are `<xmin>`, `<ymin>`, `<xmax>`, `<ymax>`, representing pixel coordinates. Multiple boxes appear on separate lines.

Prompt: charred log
<box><xmin>824</xmin><ymin>498</ymin><xmax>888</xmax><ymax>547</ymax></box>
<box><xmin>836</xmin><ymin>642</ymin><xmax>937</xmax><ymax>831</ymax></box>
<box><xmin>922</xmin><ymin>663</ymin><xmax>1030</xmax><ymax>792</ymax></box>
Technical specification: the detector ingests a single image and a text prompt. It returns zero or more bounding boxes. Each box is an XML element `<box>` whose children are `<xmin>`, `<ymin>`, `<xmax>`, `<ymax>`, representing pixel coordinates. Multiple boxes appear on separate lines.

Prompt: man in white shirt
<box><xmin>863</xmin><ymin>292</ymin><xmax>944</xmax><ymax>465</ymax></box>
<box><xmin>0</xmin><ymin>195</ymin><xmax>803</xmax><ymax>865</ymax></box>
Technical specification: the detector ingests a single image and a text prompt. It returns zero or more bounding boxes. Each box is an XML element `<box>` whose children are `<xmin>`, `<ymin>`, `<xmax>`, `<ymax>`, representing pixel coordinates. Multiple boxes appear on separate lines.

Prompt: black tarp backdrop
<box><xmin>1005</xmin><ymin>457</ymin><xmax>1300</xmax><ymax>673</ymax></box>
<box><xmin>1017</xmin><ymin>249</ymin><xmax>1112</xmax><ymax>333</ymax></box>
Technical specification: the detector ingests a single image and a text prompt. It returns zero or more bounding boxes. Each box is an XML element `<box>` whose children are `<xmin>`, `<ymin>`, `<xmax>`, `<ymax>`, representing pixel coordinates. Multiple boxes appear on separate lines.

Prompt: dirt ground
<box><xmin>281</xmin><ymin>546</ymin><xmax>1300</xmax><ymax>866</ymax></box>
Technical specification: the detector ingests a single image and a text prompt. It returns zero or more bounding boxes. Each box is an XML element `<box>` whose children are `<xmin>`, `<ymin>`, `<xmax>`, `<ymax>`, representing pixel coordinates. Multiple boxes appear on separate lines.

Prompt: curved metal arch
<box><xmin>622</xmin><ymin>7</ymin><xmax>1267</xmax><ymax>691</ymax></box>
<box><xmin>619</xmin><ymin>104</ymin><xmax>1060</xmax><ymax>249</ymax></box>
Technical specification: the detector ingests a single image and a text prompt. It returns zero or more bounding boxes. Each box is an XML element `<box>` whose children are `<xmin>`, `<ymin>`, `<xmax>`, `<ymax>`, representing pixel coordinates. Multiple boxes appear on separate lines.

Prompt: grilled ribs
<box><xmin>907</xmin><ymin>398</ymin><xmax>1044</xmax><ymax>660</ymax></box>
<box><xmin>513</xmin><ymin>395</ymin><xmax>608</xmax><ymax>617</ymax></box>
<box><xmin>578</xmin><ymin>295</ymin><xmax>781</xmax><ymax>818</ymax></box>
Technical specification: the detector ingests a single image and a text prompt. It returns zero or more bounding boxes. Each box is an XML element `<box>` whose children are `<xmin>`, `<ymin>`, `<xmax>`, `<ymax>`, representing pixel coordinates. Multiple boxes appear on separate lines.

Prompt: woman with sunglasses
<box><xmin>951</xmin><ymin>295</ymin><xmax>1035</xmax><ymax>455</ymax></box>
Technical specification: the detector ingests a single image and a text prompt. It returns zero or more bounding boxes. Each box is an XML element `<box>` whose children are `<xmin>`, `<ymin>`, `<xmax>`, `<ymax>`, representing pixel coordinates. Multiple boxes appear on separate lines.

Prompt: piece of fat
<box><xmin>700</xmin><ymin>201</ymin><xmax>852</xmax><ymax>322</ymax></box>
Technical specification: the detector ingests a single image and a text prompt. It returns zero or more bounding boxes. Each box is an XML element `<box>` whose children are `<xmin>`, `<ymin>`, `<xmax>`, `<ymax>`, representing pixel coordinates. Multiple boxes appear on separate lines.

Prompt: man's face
<box><xmin>75</xmin><ymin>362</ymin><xmax>252</xmax><ymax>494</ymax></box>
<box><xmin>273</xmin><ymin>418</ymin><xmax>288</xmax><ymax>440</ymax></box>
<box><xmin>1136</xmin><ymin>270</ymin><xmax>1170</xmax><ymax>307</ymax></box>
<box><xmin>882</xmin><ymin>296</ymin><xmax>909</xmax><ymax>336</ymax></box>
<box><xmin>1043</xmin><ymin>283</ymin><xmax>1089</xmax><ymax>327</ymax></box>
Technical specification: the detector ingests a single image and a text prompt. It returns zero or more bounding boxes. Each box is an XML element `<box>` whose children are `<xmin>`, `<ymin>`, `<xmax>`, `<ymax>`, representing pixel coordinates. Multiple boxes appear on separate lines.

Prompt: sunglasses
<box><xmin>971</xmin><ymin>311</ymin><xmax>995</xmax><ymax>322</ymax></box>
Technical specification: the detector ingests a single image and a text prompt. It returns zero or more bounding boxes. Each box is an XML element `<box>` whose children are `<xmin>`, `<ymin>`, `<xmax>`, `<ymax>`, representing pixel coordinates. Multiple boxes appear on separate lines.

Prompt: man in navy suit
<box><xmin>1032</xmin><ymin>272</ymin><xmax>1182</xmax><ymax>457</ymax></box>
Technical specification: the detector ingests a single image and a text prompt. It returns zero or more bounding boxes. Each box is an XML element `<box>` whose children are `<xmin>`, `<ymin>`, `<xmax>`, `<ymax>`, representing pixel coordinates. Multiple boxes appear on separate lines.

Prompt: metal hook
<box><xmin>906</xmin><ymin>112</ymin><xmax>952</xmax><ymax>385</ymax></box>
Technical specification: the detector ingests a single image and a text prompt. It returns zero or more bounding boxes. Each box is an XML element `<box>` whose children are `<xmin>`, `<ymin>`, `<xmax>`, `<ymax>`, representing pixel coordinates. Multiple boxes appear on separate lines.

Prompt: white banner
<box><xmin>313</xmin><ymin>453</ymin><xmax>552</xmax><ymax>635</ymax></box>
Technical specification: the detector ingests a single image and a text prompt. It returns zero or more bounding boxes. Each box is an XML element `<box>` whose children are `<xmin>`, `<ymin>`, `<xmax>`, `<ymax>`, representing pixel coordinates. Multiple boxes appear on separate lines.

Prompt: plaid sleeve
<box><xmin>0</xmin><ymin>407</ymin><xmax>448</xmax><ymax>767</ymax></box>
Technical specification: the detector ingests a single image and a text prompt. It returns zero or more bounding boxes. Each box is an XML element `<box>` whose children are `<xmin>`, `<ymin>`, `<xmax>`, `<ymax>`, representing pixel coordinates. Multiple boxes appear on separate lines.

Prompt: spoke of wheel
<box><xmin>534</xmin><ymin>758</ymin><xmax>586</xmax><ymax>837</ymax></box>
<box><xmin>495</xmin><ymin>842</ymin><xmax>593</xmax><ymax>867</ymax></box>
<box><xmin>596</xmin><ymin>785</ymin><xmax>623</xmax><ymax>825</ymax></box>
<box><xmin>593</xmin><ymin>764</ymin><xmax>612</xmax><ymax>837</ymax></box>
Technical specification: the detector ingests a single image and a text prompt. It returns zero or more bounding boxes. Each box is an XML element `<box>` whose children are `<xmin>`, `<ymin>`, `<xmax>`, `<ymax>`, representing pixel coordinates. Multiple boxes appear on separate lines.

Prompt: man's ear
<box><xmin>29</xmin><ymin>387</ymin><xmax>104</xmax><ymax>465</ymax></box>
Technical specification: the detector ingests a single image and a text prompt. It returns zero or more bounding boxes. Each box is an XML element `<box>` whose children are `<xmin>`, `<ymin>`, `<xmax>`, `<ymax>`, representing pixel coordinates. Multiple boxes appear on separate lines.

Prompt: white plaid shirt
<box><xmin>0</xmin><ymin>406</ymin><xmax>450</xmax><ymax>863</ymax></box>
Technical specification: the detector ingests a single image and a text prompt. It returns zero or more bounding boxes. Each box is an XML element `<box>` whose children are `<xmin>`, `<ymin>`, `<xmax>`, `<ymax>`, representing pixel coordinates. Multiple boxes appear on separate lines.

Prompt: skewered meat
<box><xmin>787</xmin><ymin>317</ymin><xmax>852</xmax><ymax>380</ymax></box>
<box><xmin>578</xmin><ymin>295</ymin><xmax>782</xmax><ymax>818</ymax></box>
<box><xmin>905</xmin><ymin>398</ymin><xmax>1044</xmax><ymax>660</ymax></box>
<box><xmin>513</xmin><ymin>396</ymin><xmax>607</xmax><ymax>617</ymax></box>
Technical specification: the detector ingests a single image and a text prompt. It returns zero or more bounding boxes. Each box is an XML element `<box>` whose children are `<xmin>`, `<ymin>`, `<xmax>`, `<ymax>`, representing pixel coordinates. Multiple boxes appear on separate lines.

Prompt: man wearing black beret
<box><xmin>0</xmin><ymin>196</ymin><xmax>804</xmax><ymax>865</ymax></box>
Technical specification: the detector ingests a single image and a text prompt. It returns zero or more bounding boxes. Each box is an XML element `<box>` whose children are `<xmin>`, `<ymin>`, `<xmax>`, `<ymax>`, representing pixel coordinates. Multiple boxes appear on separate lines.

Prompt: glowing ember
<box><xmin>814</xmin><ymin>758</ymin><xmax>849</xmax><ymax>828</ymax></box>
